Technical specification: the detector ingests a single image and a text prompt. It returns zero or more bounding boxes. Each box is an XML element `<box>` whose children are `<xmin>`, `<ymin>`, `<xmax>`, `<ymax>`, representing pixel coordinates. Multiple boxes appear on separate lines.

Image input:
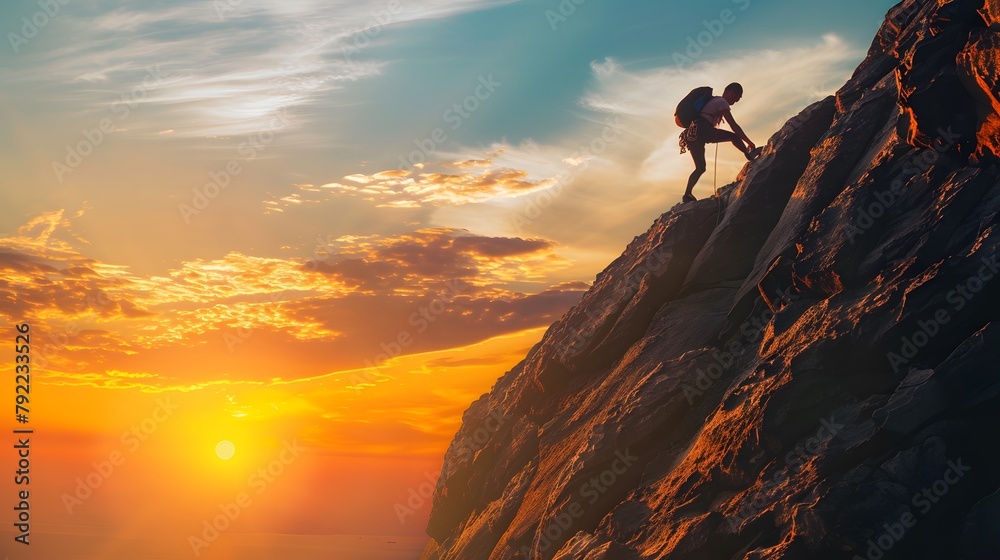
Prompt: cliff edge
<box><xmin>423</xmin><ymin>1</ymin><xmax>1000</xmax><ymax>558</ymax></box>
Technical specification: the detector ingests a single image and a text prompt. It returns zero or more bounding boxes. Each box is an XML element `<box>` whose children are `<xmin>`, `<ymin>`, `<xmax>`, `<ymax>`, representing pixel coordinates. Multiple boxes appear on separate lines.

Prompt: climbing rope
<box><xmin>714</xmin><ymin>142</ymin><xmax>719</xmax><ymax>196</ymax></box>
<box><xmin>714</xmin><ymin>143</ymin><xmax>722</xmax><ymax>226</ymax></box>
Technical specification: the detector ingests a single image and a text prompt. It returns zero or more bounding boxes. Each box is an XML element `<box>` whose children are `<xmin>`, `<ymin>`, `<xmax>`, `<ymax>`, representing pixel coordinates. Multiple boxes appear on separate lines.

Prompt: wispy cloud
<box><xmin>4</xmin><ymin>0</ymin><xmax>517</xmax><ymax>138</ymax></box>
<box><xmin>263</xmin><ymin>142</ymin><xmax>593</xmax><ymax>211</ymax></box>
<box><xmin>274</xmin><ymin>164</ymin><xmax>559</xmax><ymax>209</ymax></box>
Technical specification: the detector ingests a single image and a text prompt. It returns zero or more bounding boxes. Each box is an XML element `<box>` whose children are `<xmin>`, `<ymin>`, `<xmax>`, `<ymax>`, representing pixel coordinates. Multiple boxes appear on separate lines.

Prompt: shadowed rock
<box><xmin>422</xmin><ymin>1</ymin><xmax>1000</xmax><ymax>558</ymax></box>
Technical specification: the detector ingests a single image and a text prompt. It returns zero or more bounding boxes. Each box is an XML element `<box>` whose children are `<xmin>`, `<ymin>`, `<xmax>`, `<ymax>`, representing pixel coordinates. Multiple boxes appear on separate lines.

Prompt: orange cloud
<box><xmin>264</xmin><ymin>155</ymin><xmax>561</xmax><ymax>210</ymax></box>
<box><xmin>0</xmin><ymin>213</ymin><xmax>586</xmax><ymax>391</ymax></box>
<box><xmin>306</xmin><ymin>228</ymin><xmax>566</xmax><ymax>292</ymax></box>
<box><xmin>442</xmin><ymin>158</ymin><xmax>493</xmax><ymax>169</ymax></box>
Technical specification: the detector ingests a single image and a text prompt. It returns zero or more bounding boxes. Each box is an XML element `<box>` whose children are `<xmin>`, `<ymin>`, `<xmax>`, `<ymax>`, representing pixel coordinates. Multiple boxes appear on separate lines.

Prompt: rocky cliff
<box><xmin>421</xmin><ymin>1</ymin><xmax>1000</xmax><ymax>558</ymax></box>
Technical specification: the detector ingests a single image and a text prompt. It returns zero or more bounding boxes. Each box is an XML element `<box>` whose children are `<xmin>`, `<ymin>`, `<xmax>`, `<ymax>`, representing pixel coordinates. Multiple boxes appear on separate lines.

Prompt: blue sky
<box><xmin>2</xmin><ymin>0</ymin><xmax>897</xmax><ymax>283</ymax></box>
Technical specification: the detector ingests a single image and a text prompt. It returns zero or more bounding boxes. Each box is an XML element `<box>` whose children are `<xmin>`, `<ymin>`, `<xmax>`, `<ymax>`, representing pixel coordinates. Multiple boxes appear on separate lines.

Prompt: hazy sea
<box><xmin>9</xmin><ymin>529</ymin><xmax>429</xmax><ymax>559</ymax></box>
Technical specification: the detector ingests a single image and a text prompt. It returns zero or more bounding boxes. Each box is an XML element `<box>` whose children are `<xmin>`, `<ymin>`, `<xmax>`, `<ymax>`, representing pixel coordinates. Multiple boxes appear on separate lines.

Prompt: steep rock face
<box><xmin>423</xmin><ymin>1</ymin><xmax>1000</xmax><ymax>558</ymax></box>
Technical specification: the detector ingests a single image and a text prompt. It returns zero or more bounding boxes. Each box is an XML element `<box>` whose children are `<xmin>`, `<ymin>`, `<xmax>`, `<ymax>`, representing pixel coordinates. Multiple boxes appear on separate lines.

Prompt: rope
<box><xmin>713</xmin><ymin>143</ymin><xmax>719</xmax><ymax>196</ymax></box>
<box><xmin>714</xmin><ymin>143</ymin><xmax>722</xmax><ymax>226</ymax></box>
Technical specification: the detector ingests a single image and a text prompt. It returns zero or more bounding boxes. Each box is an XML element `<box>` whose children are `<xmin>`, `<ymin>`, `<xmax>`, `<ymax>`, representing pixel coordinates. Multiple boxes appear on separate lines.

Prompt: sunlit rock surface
<box><xmin>423</xmin><ymin>1</ymin><xmax>1000</xmax><ymax>558</ymax></box>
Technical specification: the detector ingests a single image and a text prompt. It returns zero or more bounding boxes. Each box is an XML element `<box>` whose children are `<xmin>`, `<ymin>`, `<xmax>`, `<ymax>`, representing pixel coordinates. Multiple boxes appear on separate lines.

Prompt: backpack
<box><xmin>674</xmin><ymin>86</ymin><xmax>713</xmax><ymax>128</ymax></box>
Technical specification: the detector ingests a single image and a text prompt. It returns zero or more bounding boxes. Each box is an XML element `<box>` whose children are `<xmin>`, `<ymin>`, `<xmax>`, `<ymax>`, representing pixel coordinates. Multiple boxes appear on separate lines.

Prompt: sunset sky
<box><xmin>1</xmin><ymin>0</ymin><xmax>895</xmax><ymax>557</ymax></box>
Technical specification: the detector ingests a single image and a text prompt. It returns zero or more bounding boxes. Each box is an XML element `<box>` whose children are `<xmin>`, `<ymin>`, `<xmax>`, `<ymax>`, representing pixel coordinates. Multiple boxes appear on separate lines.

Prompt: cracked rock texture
<box><xmin>422</xmin><ymin>1</ymin><xmax>1000</xmax><ymax>558</ymax></box>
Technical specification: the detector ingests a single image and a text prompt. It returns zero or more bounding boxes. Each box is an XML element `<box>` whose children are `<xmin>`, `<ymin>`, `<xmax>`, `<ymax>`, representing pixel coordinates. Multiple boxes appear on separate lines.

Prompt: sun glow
<box><xmin>216</xmin><ymin>440</ymin><xmax>236</xmax><ymax>460</ymax></box>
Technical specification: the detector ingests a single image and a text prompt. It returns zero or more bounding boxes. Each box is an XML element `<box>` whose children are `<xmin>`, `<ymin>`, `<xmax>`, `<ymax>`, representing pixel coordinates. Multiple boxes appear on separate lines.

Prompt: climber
<box><xmin>678</xmin><ymin>82</ymin><xmax>762</xmax><ymax>203</ymax></box>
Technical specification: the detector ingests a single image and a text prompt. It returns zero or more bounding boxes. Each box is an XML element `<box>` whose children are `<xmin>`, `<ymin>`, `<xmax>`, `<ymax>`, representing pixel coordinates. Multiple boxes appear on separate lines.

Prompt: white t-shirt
<box><xmin>700</xmin><ymin>96</ymin><xmax>731</xmax><ymax>127</ymax></box>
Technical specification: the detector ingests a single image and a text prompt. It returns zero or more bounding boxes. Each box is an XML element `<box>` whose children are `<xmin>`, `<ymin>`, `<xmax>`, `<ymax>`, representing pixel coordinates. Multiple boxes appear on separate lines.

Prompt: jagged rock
<box><xmin>957</xmin><ymin>29</ymin><xmax>1000</xmax><ymax>161</ymax></box>
<box><xmin>982</xmin><ymin>0</ymin><xmax>1000</xmax><ymax>28</ymax></box>
<box><xmin>423</xmin><ymin>1</ymin><xmax>1000</xmax><ymax>558</ymax></box>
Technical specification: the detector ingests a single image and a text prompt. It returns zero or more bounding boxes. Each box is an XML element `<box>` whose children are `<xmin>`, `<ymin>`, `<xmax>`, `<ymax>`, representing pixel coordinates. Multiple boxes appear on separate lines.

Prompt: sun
<box><xmin>215</xmin><ymin>440</ymin><xmax>236</xmax><ymax>460</ymax></box>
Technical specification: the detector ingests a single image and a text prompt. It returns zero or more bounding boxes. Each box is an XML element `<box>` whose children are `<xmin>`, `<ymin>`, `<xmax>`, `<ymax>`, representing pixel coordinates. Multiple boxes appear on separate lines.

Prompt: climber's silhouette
<box><xmin>676</xmin><ymin>82</ymin><xmax>761</xmax><ymax>202</ymax></box>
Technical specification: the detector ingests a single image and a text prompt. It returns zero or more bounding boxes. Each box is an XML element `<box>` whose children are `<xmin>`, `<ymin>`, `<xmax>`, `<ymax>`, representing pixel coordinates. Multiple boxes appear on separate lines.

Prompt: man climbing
<box><xmin>678</xmin><ymin>82</ymin><xmax>761</xmax><ymax>202</ymax></box>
